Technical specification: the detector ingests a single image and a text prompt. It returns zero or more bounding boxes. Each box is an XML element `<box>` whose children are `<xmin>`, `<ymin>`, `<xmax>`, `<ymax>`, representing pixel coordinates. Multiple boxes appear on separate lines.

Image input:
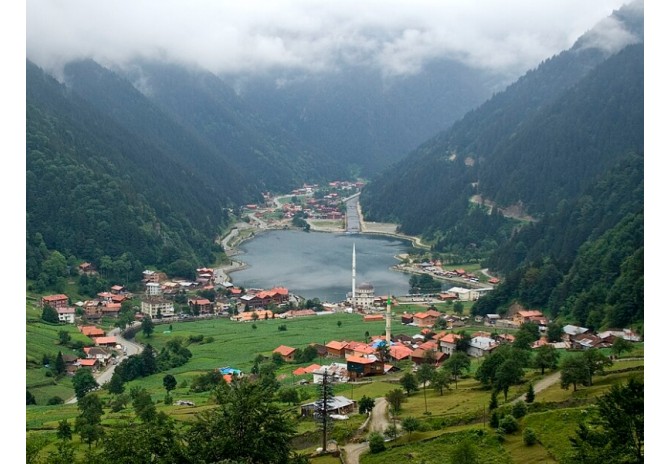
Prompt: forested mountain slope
<box><xmin>225</xmin><ymin>58</ymin><xmax>502</xmax><ymax>175</ymax></box>
<box><xmin>26</xmin><ymin>60</ymin><xmax>236</xmax><ymax>287</ymax></box>
<box><xmin>361</xmin><ymin>2</ymin><xmax>643</xmax><ymax>330</ymax></box>
<box><xmin>360</xmin><ymin>2</ymin><xmax>643</xmax><ymax>260</ymax></box>
<box><xmin>114</xmin><ymin>61</ymin><xmax>348</xmax><ymax>191</ymax></box>
<box><xmin>472</xmin><ymin>153</ymin><xmax>643</xmax><ymax>330</ymax></box>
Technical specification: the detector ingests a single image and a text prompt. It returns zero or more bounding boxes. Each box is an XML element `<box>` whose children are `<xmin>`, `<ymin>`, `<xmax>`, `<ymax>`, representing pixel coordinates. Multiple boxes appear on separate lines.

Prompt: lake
<box><xmin>230</xmin><ymin>230</ymin><xmax>415</xmax><ymax>302</ymax></box>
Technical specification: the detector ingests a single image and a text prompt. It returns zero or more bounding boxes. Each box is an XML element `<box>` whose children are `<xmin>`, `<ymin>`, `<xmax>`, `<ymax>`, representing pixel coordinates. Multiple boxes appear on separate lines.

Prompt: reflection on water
<box><xmin>231</xmin><ymin>230</ymin><xmax>413</xmax><ymax>302</ymax></box>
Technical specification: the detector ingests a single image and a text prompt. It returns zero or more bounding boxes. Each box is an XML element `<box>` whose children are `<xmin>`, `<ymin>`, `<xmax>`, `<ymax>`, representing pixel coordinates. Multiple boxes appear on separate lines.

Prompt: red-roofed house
<box><xmin>346</xmin><ymin>355</ymin><xmax>384</xmax><ymax>379</ymax></box>
<box><xmin>189</xmin><ymin>298</ymin><xmax>213</xmax><ymax>315</ymax></box>
<box><xmin>41</xmin><ymin>294</ymin><xmax>69</xmax><ymax>310</ymax></box>
<box><xmin>389</xmin><ymin>344</ymin><xmax>413</xmax><ymax>361</ymax></box>
<box><xmin>76</xmin><ymin>358</ymin><xmax>98</xmax><ymax>369</ymax></box>
<box><xmin>79</xmin><ymin>326</ymin><xmax>105</xmax><ymax>338</ymax></box>
<box><xmin>326</xmin><ymin>341</ymin><xmax>348</xmax><ymax>358</ymax></box>
<box><xmin>413</xmin><ymin>311</ymin><xmax>440</xmax><ymax>328</ymax></box>
<box><xmin>95</xmin><ymin>336</ymin><xmax>117</xmax><ymax>347</ymax></box>
<box><xmin>101</xmin><ymin>303</ymin><xmax>122</xmax><ymax>317</ymax></box>
<box><xmin>110</xmin><ymin>285</ymin><xmax>126</xmax><ymax>294</ymax></box>
<box><xmin>240</xmin><ymin>287</ymin><xmax>289</xmax><ymax>308</ymax></box>
<box><xmin>363</xmin><ymin>314</ymin><xmax>384</xmax><ymax>322</ymax></box>
<box><xmin>293</xmin><ymin>363</ymin><xmax>321</xmax><ymax>376</ymax></box>
<box><xmin>513</xmin><ymin>310</ymin><xmax>546</xmax><ymax>325</ymax></box>
<box><xmin>110</xmin><ymin>294</ymin><xmax>129</xmax><ymax>304</ymax></box>
<box><xmin>273</xmin><ymin>345</ymin><xmax>297</xmax><ymax>362</ymax></box>
<box><xmin>411</xmin><ymin>348</ymin><xmax>447</xmax><ymax>366</ymax></box>
<box><xmin>345</xmin><ymin>342</ymin><xmax>376</xmax><ymax>357</ymax></box>
<box><xmin>439</xmin><ymin>333</ymin><xmax>461</xmax><ymax>356</ymax></box>
<box><xmin>303</xmin><ymin>363</ymin><xmax>322</xmax><ymax>374</ymax></box>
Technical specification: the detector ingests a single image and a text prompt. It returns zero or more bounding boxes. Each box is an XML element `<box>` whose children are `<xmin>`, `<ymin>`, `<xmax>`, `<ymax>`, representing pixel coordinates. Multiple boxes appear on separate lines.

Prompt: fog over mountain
<box><xmin>28</xmin><ymin>0</ymin><xmax>632</xmax><ymax>82</ymax></box>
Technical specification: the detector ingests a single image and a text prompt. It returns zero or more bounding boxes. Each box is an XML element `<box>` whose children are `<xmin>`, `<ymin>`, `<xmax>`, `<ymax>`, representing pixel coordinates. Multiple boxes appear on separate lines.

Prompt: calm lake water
<box><xmin>230</xmin><ymin>230</ymin><xmax>414</xmax><ymax>302</ymax></box>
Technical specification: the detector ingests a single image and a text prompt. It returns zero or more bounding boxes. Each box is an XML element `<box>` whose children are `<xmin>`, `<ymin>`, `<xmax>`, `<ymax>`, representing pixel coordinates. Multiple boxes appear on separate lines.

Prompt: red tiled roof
<box><xmin>95</xmin><ymin>337</ymin><xmax>117</xmax><ymax>345</ymax></box>
<box><xmin>346</xmin><ymin>355</ymin><xmax>377</xmax><ymax>364</ymax></box>
<box><xmin>439</xmin><ymin>333</ymin><xmax>461</xmax><ymax>344</ymax></box>
<box><xmin>389</xmin><ymin>345</ymin><xmax>413</xmax><ymax>360</ymax></box>
<box><xmin>42</xmin><ymin>294</ymin><xmax>68</xmax><ymax>302</ymax></box>
<box><xmin>419</xmin><ymin>340</ymin><xmax>438</xmax><ymax>350</ymax></box>
<box><xmin>77</xmin><ymin>359</ymin><xmax>97</xmax><ymax>366</ymax></box>
<box><xmin>517</xmin><ymin>310</ymin><xmax>544</xmax><ymax>318</ymax></box>
<box><xmin>303</xmin><ymin>363</ymin><xmax>321</xmax><ymax>374</ymax></box>
<box><xmin>273</xmin><ymin>345</ymin><xmax>296</xmax><ymax>357</ymax></box>
<box><xmin>326</xmin><ymin>341</ymin><xmax>348</xmax><ymax>350</ymax></box>
<box><xmin>80</xmin><ymin>326</ymin><xmax>105</xmax><ymax>337</ymax></box>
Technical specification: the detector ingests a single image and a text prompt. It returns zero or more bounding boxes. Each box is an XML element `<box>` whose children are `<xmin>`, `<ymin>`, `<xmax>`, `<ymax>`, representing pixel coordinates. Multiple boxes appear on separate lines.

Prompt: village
<box><xmin>32</xmin><ymin>180</ymin><xmax>642</xmax><ymax>440</ymax></box>
<box><xmin>37</xmin><ymin>254</ymin><xmax>642</xmax><ymax>393</ymax></box>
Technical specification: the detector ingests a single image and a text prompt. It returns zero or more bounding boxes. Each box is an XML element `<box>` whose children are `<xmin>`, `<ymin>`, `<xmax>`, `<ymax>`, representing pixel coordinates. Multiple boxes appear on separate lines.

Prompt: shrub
<box><xmin>368</xmin><ymin>432</ymin><xmax>386</xmax><ymax>453</ymax></box>
<box><xmin>384</xmin><ymin>424</ymin><xmax>399</xmax><ymax>439</ymax></box>
<box><xmin>47</xmin><ymin>396</ymin><xmax>64</xmax><ymax>405</ymax></box>
<box><xmin>523</xmin><ymin>427</ymin><xmax>537</xmax><ymax>446</ymax></box>
<box><xmin>512</xmin><ymin>401</ymin><xmax>527</xmax><ymax>419</ymax></box>
<box><xmin>499</xmin><ymin>415</ymin><xmax>519</xmax><ymax>434</ymax></box>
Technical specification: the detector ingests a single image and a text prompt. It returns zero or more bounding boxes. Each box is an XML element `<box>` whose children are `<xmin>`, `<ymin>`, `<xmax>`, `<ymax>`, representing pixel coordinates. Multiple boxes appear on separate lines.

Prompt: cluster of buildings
<box><xmin>245</xmin><ymin>181</ymin><xmax>366</xmax><ymax>225</ymax></box>
<box><xmin>40</xmin><ymin>289</ymin><xmax>131</xmax><ymax>324</ymax></box>
<box><xmin>48</xmin><ymin>325</ymin><xmax>121</xmax><ymax>376</ymax></box>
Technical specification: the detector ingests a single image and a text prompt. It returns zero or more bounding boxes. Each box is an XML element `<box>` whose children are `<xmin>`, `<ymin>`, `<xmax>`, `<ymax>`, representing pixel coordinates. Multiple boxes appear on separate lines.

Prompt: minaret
<box><xmin>351</xmin><ymin>243</ymin><xmax>356</xmax><ymax>309</ymax></box>
<box><xmin>386</xmin><ymin>295</ymin><xmax>392</xmax><ymax>344</ymax></box>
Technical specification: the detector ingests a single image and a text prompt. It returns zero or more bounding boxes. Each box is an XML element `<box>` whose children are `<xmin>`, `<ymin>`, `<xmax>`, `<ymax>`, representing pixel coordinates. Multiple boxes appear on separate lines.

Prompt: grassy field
<box><xmin>361</xmin><ymin>428</ymin><xmax>513</xmax><ymax>464</ymax></box>
<box><xmin>26</xmin><ymin>296</ymin><xmax>645</xmax><ymax>463</ymax></box>
<box><xmin>134</xmin><ymin>312</ymin><xmax>423</xmax><ymax>375</ymax></box>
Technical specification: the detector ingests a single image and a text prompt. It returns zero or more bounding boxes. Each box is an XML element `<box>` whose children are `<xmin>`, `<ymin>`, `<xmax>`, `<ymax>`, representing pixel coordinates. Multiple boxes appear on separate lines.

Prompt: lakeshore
<box><xmin>214</xmin><ymin>193</ymin><xmax>429</xmax><ymax>289</ymax></box>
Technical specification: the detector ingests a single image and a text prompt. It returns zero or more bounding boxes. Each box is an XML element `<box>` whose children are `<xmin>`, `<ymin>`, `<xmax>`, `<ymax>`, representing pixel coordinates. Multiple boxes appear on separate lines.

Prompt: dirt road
<box><xmin>342</xmin><ymin>397</ymin><xmax>391</xmax><ymax>464</ymax></box>
<box><xmin>511</xmin><ymin>371</ymin><xmax>561</xmax><ymax>403</ymax></box>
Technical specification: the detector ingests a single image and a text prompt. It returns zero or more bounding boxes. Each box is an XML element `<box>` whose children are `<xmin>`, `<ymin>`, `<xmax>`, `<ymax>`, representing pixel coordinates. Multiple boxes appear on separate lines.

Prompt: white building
<box><xmin>140</xmin><ymin>298</ymin><xmax>175</xmax><ymax>318</ymax></box>
<box><xmin>146</xmin><ymin>282</ymin><xmax>161</xmax><ymax>297</ymax></box>
<box><xmin>56</xmin><ymin>307</ymin><xmax>76</xmax><ymax>324</ymax></box>
<box><xmin>466</xmin><ymin>336</ymin><xmax>498</xmax><ymax>357</ymax></box>
<box><xmin>347</xmin><ymin>282</ymin><xmax>375</xmax><ymax>309</ymax></box>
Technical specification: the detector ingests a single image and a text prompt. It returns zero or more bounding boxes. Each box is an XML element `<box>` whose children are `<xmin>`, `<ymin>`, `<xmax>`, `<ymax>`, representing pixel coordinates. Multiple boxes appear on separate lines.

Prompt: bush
<box><xmin>47</xmin><ymin>396</ymin><xmax>64</xmax><ymax>405</ymax></box>
<box><xmin>499</xmin><ymin>415</ymin><xmax>519</xmax><ymax>434</ymax></box>
<box><xmin>511</xmin><ymin>401</ymin><xmax>527</xmax><ymax>419</ymax></box>
<box><xmin>523</xmin><ymin>427</ymin><xmax>537</xmax><ymax>446</ymax></box>
<box><xmin>368</xmin><ymin>432</ymin><xmax>386</xmax><ymax>453</ymax></box>
<box><xmin>384</xmin><ymin>424</ymin><xmax>399</xmax><ymax>439</ymax></box>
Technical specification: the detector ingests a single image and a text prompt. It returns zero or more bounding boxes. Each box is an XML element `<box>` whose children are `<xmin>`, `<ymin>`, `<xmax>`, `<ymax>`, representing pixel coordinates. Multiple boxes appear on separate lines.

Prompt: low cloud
<box><xmin>26</xmin><ymin>0</ymin><xmax>635</xmax><ymax>79</ymax></box>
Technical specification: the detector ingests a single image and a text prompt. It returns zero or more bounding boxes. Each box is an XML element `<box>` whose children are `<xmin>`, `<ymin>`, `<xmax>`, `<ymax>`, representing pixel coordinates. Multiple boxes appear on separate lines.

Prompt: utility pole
<box><xmin>319</xmin><ymin>371</ymin><xmax>330</xmax><ymax>452</ymax></box>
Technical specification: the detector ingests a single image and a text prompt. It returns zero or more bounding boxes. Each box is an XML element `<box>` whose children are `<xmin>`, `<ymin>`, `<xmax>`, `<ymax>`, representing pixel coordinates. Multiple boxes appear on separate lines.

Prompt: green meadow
<box><xmin>26</xmin><ymin>300</ymin><xmax>644</xmax><ymax>464</ymax></box>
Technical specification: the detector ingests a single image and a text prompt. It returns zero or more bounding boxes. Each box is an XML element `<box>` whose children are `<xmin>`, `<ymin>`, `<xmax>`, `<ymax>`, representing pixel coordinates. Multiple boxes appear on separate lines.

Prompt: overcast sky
<box><xmin>26</xmin><ymin>0</ymin><xmax>638</xmax><ymax>80</ymax></box>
